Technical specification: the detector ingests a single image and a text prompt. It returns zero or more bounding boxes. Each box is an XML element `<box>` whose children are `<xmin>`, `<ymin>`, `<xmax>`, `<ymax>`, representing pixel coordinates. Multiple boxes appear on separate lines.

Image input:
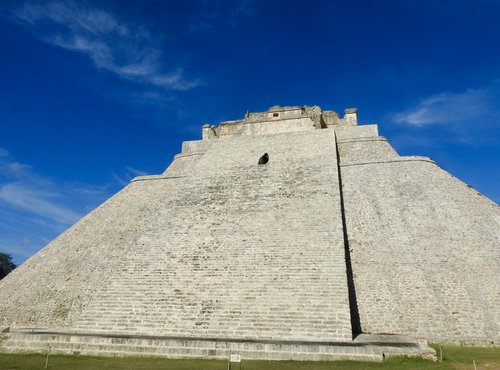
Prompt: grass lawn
<box><xmin>0</xmin><ymin>345</ymin><xmax>498</xmax><ymax>370</ymax></box>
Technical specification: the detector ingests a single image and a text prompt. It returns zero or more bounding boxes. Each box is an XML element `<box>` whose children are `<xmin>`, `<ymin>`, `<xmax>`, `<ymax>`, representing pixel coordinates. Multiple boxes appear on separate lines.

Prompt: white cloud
<box><xmin>0</xmin><ymin>154</ymin><xmax>111</xmax><ymax>230</ymax></box>
<box><xmin>0</xmin><ymin>152</ymin><xmax>116</xmax><ymax>263</ymax></box>
<box><xmin>0</xmin><ymin>182</ymin><xmax>81</xmax><ymax>226</ymax></box>
<box><xmin>13</xmin><ymin>1</ymin><xmax>199</xmax><ymax>90</ymax></box>
<box><xmin>126</xmin><ymin>166</ymin><xmax>148</xmax><ymax>177</ymax></box>
<box><xmin>20</xmin><ymin>235</ymin><xmax>33</xmax><ymax>247</ymax></box>
<box><xmin>393</xmin><ymin>87</ymin><xmax>496</xmax><ymax>127</ymax></box>
<box><xmin>5</xmin><ymin>161</ymin><xmax>32</xmax><ymax>174</ymax></box>
<box><xmin>112</xmin><ymin>165</ymin><xmax>149</xmax><ymax>186</ymax></box>
<box><xmin>14</xmin><ymin>1</ymin><xmax>127</xmax><ymax>35</ymax></box>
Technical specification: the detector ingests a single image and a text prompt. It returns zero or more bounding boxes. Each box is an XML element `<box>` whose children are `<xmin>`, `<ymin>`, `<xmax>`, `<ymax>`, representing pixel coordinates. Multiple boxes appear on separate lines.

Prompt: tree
<box><xmin>0</xmin><ymin>252</ymin><xmax>16</xmax><ymax>279</ymax></box>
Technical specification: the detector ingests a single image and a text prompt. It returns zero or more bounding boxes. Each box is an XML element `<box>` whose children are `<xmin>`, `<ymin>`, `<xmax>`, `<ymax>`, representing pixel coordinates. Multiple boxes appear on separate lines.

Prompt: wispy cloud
<box><xmin>12</xmin><ymin>1</ymin><xmax>199</xmax><ymax>90</ymax></box>
<box><xmin>0</xmin><ymin>152</ymin><xmax>114</xmax><ymax>263</ymax></box>
<box><xmin>0</xmin><ymin>182</ymin><xmax>81</xmax><ymax>226</ymax></box>
<box><xmin>0</xmin><ymin>154</ymin><xmax>110</xmax><ymax>228</ymax></box>
<box><xmin>393</xmin><ymin>87</ymin><xmax>497</xmax><ymax>127</ymax></box>
<box><xmin>5</xmin><ymin>161</ymin><xmax>32</xmax><ymax>174</ymax></box>
<box><xmin>125</xmin><ymin>166</ymin><xmax>148</xmax><ymax>177</ymax></box>
<box><xmin>112</xmin><ymin>166</ymin><xmax>148</xmax><ymax>186</ymax></box>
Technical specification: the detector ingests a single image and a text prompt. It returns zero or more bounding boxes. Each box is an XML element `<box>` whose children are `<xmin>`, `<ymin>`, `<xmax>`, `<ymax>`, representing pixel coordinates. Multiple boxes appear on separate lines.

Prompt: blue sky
<box><xmin>0</xmin><ymin>0</ymin><xmax>499</xmax><ymax>265</ymax></box>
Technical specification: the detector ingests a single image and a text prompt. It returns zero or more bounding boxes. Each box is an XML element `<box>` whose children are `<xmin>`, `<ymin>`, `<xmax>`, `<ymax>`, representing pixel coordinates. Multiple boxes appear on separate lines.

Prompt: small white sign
<box><xmin>229</xmin><ymin>354</ymin><xmax>241</xmax><ymax>363</ymax></box>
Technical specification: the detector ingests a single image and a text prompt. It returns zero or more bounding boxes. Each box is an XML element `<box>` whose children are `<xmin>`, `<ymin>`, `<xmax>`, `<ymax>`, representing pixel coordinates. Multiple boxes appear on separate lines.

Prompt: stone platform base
<box><xmin>0</xmin><ymin>329</ymin><xmax>436</xmax><ymax>361</ymax></box>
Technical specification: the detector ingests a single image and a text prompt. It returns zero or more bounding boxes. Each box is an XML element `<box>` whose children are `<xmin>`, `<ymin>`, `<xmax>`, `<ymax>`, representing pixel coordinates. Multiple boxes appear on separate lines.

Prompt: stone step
<box><xmin>0</xmin><ymin>331</ymin><xmax>436</xmax><ymax>361</ymax></box>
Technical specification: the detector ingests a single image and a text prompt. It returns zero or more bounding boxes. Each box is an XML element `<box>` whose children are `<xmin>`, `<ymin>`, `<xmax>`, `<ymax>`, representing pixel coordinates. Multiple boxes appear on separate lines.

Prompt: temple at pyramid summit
<box><xmin>0</xmin><ymin>105</ymin><xmax>498</xmax><ymax>360</ymax></box>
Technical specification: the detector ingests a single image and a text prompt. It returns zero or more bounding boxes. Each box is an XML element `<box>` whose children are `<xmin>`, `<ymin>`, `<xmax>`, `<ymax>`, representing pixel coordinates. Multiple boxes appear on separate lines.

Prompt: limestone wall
<box><xmin>337</xmin><ymin>138</ymin><xmax>399</xmax><ymax>164</ymax></box>
<box><xmin>0</xmin><ymin>183</ymin><xmax>149</xmax><ymax>329</ymax></box>
<box><xmin>0</xmin><ymin>129</ymin><xmax>352</xmax><ymax>343</ymax></box>
<box><xmin>218</xmin><ymin>117</ymin><xmax>316</xmax><ymax>139</ymax></box>
<box><xmin>337</xmin><ymin>126</ymin><xmax>500</xmax><ymax>344</ymax></box>
<box><xmin>1</xmin><ymin>105</ymin><xmax>497</xmax><ymax>350</ymax></box>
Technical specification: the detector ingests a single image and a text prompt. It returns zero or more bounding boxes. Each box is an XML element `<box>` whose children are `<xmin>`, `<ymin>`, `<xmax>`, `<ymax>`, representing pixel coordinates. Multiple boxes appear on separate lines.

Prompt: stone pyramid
<box><xmin>0</xmin><ymin>106</ymin><xmax>498</xmax><ymax>360</ymax></box>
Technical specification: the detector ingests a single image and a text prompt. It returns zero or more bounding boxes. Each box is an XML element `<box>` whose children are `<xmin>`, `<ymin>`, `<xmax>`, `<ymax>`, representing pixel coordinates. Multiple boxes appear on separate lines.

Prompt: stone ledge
<box><xmin>0</xmin><ymin>330</ymin><xmax>436</xmax><ymax>361</ymax></box>
<box><xmin>340</xmin><ymin>156</ymin><xmax>435</xmax><ymax>167</ymax></box>
<box><xmin>337</xmin><ymin>137</ymin><xmax>389</xmax><ymax>144</ymax></box>
<box><xmin>173</xmin><ymin>152</ymin><xmax>206</xmax><ymax>159</ymax></box>
<box><xmin>131</xmin><ymin>175</ymin><xmax>187</xmax><ymax>182</ymax></box>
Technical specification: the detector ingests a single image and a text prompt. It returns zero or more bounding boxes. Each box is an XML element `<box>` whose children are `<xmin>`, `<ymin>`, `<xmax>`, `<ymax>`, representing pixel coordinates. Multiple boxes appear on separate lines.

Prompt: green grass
<box><xmin>0</xmin><ymin>345</ymin><xmax>498</xmax><ymax>370</ymax></box>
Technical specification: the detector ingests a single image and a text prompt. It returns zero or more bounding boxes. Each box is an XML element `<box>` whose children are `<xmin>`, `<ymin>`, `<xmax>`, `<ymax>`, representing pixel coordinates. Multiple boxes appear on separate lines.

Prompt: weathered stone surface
<box><xmin>336</xmin><ymin>127</ymin><xmax>499</xmax><ymax>344</ymax></box>
<box><xmin>0</xmin><ymin>105</ymin><xmax>496</xmax><ymax>359</ymax></box>
<box><xmin>0</xmin><ymin>329</ymin><xmax>435</xmax><ymax>361</ymax></box>
<box><xmin>0</xmin><ymin>108</ymin><xmax>354</xmax><ymax>346</ymax></box>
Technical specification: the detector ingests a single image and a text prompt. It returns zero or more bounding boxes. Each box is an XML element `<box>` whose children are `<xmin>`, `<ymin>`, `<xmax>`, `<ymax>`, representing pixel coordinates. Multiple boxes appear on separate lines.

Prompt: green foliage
<box><xmin>0</xmin><ymin>346</ymin><xmax>498</xmax><ymax>370</ymax></box>
<box><xmin>0</xmin><ymin>252</ymin><xmax>16</xmax><ymax>279</ymax></box>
